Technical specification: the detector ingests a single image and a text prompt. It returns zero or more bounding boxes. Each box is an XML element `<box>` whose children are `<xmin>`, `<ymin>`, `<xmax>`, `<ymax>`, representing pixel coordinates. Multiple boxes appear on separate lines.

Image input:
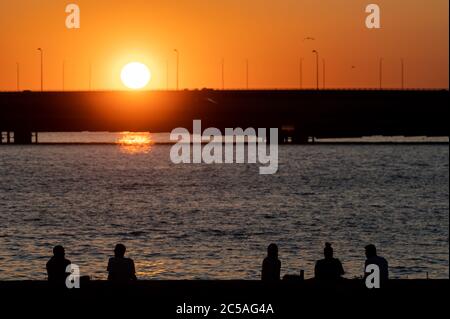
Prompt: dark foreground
<box><xmin>1</xmin><ymin>279</ymin><xmax>448</xmax><ymax>317</ymax></box>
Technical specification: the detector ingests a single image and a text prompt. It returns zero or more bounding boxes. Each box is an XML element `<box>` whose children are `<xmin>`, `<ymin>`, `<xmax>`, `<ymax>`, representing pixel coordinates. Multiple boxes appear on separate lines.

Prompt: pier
<box><xmin>0</xmin><ymin>89</ymin><xmax>448</xmax><ymax>144</ymax></box>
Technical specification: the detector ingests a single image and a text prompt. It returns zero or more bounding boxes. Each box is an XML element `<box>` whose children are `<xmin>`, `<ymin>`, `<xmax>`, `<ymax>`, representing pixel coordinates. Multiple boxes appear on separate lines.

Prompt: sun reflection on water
<box><xmin>117</xmin><ymin>132</ymin><xmax>154</xmax><ymax>154</ymax></box>
<box><xmin>135</xmin><ymin>260</ymin><xmax>167</xmax><ymax>278</ymax></box>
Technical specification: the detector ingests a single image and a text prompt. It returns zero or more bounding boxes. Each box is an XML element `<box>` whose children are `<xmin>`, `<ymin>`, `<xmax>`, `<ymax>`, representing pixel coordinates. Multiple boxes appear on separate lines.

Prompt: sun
<box><xmin>121</xmin><ymin>62</ymin><xmax>151</xmax><ymax>89</ymax></box>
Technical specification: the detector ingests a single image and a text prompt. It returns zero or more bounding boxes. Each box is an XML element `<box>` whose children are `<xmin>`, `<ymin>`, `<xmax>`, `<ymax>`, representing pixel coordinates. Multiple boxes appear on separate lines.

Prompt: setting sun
<box><xmin>120</xmin><ymin>62</ymin><xmax>151</xmax><ymax>90</ymax></box>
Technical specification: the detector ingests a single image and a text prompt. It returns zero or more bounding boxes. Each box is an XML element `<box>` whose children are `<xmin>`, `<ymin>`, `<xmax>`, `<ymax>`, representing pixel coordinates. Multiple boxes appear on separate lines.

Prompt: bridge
<box><xmin>0</xmin><ymin>89</ymin><xmax>448</xmax><ymax>144</ymax></box>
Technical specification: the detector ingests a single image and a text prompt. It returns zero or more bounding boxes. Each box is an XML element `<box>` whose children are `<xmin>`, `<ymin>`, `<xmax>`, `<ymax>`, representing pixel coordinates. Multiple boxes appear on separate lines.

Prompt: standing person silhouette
<box><xmin>364</xmin><ymin>244</ymin><xmax>389</xmax><ymax>282</ymax></box>
<box><xmin>314</xmin><ymin>242</ymin><xmax>345</xmax><ymax>281</ymax></box>
<box><xmin>107</xmin><ymin>244</ymin><xmax>137</xmax><ymax>282</ymax></box>
<box><xmin>261</xmin><ymin>243</ymin><xmax>281</xmax><ymax>281</ymax></box>
<box><xmin>46</xmin><ymin>245</ymin><xmax>71</xmax><ymax>286</ymax></box>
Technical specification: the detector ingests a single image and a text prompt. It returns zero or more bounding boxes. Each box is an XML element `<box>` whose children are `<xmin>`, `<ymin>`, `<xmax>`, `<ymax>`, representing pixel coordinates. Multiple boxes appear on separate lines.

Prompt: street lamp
<box><xmin>16</xmin><ymin>62</ymin><xmax>20</xmax><ymax>91</ymax></box>
<box><xmin>166</xmin><ymin>60</ymin><xmax>169</xmax><ymax>90</ymax></box>
<box><xmin>401</xmin><ymin>58</ymin><xmax>405</xmax><ymax>89</ymax></box>
<box><xmin>89</xmin><ymin>62</ymin><xmax>92</xmax><ymax>91</ymax></box>
<box><xmin>221</xmin><ymin>58</ymin><xmax>225</xmax><ymax>90</ymax></box>
<box><xmin>37</xmin><ymin>48</ymin><xmax>43</xmax><ymax>91</ymax></box>
<box><xmin>322</xmin><ymin>59</ymin><xmax>326</xmax><ymax>89</ymax></box>
<box><xmin>312</xmin><ymin>50</ymin><xmax>319</xmax><ymax>90</ymax></box>
<box><xmin>174</xmin><ymin>49</ymin><xmax>179</xmax><ymax>90</ymax></box>
<box><xmin>62</xmin><ymin>60</ymin><xmax>65</xmax><ymax>91</ymax></box>
<box><xmin>379</xmin><ymin>58</ymin><xmax>383</xmax><ymax>89</ymax></box>
<box><xmin>246</xmin><ymin>59</ymin><xmax>249</xmax><ymax>90</ymax></box>
<box><xmin>299</xmin><ymin>58</ymin><xmax>303</xmax><ymax>89</ymax></box>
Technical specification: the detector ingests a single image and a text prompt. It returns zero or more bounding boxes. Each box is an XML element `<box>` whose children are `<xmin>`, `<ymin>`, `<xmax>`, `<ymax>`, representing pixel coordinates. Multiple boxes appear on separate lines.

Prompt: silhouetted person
<box><xmin>46</xmin><ymin>245</ymin><xmax>71</xmax><ymax>286</ymax></box>
<box><xmin>314</xmin><ymin>243</ymin><xmax>345</xmax><ymax>281</ymax></box>
<box><xmin>262</xmin><ymin>243</ymin><xmax>281</xmax><ymax>281</ymax></box>
<box><xmin>107</xmin><ymin>244</ymin><xmax>137</xmax><ymax>282</ymax></box>
<box><xmin>364</xmin><ymin>244</ymin><xmax>389</xmax><ymax>281</ymax></box>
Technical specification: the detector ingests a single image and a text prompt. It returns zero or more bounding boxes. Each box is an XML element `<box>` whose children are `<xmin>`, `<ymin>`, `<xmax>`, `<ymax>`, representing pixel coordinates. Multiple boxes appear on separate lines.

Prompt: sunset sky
<box><xmin>0</xmin><ymin>0</ymin><xmax>448</xmax><ymax>91</ymax></box>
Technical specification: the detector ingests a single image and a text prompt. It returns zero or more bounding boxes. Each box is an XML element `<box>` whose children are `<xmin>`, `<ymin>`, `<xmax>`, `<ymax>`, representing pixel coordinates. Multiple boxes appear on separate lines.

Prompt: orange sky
<box><xmin>0</xmin><ymin>0</ymin><xmax>448</xmax><ymax>91</ymax></box>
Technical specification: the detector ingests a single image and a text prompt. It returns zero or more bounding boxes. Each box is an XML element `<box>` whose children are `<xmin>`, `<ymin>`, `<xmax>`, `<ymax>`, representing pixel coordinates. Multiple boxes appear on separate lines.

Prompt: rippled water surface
<box><xmin>0</xmin><ymin>141</ymin><xmax>448</xmax><ymax>280</ymax></box>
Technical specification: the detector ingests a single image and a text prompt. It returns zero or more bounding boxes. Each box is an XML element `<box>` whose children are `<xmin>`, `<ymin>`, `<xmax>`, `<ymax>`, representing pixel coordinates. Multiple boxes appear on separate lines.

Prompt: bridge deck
<box><xmin>0</xmin><ymin>90</ymin><xmax>448</xmax><ymax>144</ymax></box>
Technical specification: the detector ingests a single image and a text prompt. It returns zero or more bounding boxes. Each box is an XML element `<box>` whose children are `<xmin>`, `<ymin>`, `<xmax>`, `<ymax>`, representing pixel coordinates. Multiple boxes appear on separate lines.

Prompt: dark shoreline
<box><xmin>1</xmin><ymin>278</ymin><xmax>448</xmax><ymax>289</ymax></box>
<box><xmin>2</xmin><ymin>279</ymin><xmax>448</xmax><ymax>299</ymax></box>
<box><xmin>1</xmin><ymin>279</ymin><xmax>448</xmax><ymax>315</ymax></box>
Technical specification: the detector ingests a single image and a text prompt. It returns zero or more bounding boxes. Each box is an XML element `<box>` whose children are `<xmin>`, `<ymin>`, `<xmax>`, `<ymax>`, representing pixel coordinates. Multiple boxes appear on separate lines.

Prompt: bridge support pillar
<box><xmin>265</xmin><ymin>130</ymin><xmax>288</xmax><ymax>144</ymax></box>
<box><xmin>13</xmin><ymin>131</ymin><xmax>33</xmax><ymax>144</ymax></box>
<box><xmin>291</xmin><ymin>132</ymin><xmax>309</xmax><ymax>144</ymax></box>
<box><xmin>278</xmin><ymin>132</ymin><xmax>289</xmax><ymax>144</ymax></box>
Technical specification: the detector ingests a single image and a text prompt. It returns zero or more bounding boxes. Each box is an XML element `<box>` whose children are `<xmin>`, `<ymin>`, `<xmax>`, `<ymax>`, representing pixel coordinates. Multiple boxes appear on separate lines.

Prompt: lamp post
<box><xmin>322</xmin><ymin>58</ymin><xmax>326</xmax><ymax>89</ymax></box>
<box><xmin>379</xmin><ymin>58</ymin><xmax>383</xmax><ymax>89</ymax></box>
<box><xmin>16</xmin><ymin>63</ymin><xmax>20</xmax><ymax>91</ymax></box>
<box><xmin>246</xmin><ymin>59</ymin><xmax>249</xmax><ymax>89</ymax></box>
<box><xmin>166</xmin><ymin>60</ymin><xmax>169</xmax><ymax>90</ymax></box>
<box><xmin>89</xmin><ymin>62</ymin><xmax>92</xmax><ymax>91</ymax></box>
<box><xmin>221</xmin><ymin>58</ymin><xmax>225</xmax><ymax>90</ymax></box>
<box><xmin>299</xmin><ymin>58</ymin><xmax>303</xmax><ymax>89</ymax></box>
<box><xmin>62</xmin><ymin>60</ymin><xmax>65</xmax><ymax>91</ymax></box>
<box><xmin>37</xmin><ymin>48</ymin><xmax>43</xmax><ymax>91</ymax></box>
<box><xmin>401</xmin><ymin>58</ymin><xmax>405</xmax><ymax>89</ymax></box>
<box><xmin>312</xmin><ymin>50</ymin><xmax>319</xmax><ymax>90</ymax></box>
<box><xmin>174</xmin><ymin>49</ymin><xmax>179</xmax><ymax>90</ymax></box>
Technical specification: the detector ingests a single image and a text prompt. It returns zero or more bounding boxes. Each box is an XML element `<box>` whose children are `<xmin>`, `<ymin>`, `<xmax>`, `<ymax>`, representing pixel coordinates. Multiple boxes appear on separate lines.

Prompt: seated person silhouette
<box><xmin>261</xmin><ymin>243</ymin><xmax>281</xmax><ymax>281</ymax></box>
<box><xmin>46</xmin><ymin>245</ymin><xmax>71</xmax><ymax>286</ymax></box>
<box><xmin>364</xmin><ymin>244</ymin><xmax>389</xmax><ymax>281</ymax></box>
<box><xmin>314</xmin><ymin>242</ymin><xmax>345</xmax><ymax>281</ymax></box>
<box><xmin>107</xmin><ymin>244</ymin><xmax>137</xmax><ymax>282</ymax></box>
